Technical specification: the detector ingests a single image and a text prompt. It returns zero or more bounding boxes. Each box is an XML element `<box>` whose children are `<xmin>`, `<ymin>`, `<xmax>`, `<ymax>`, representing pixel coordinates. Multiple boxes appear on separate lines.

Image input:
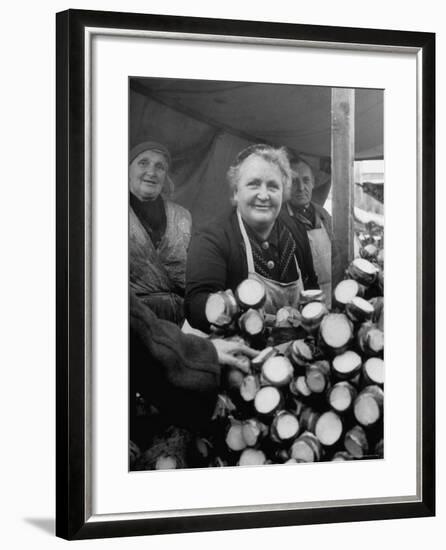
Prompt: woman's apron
<box><xmin>237</xmin><ymin>211</ymin><xmax>303</xmax><ymax>314</ymax></box>
<box><xmin>307</xmin><ymin>221</ymin><xmax>332</xmax><ymax>308</ymax></box>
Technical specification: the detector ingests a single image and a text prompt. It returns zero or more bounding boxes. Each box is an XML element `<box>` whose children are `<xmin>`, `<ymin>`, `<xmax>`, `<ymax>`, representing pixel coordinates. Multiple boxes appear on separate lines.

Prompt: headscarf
<box><xmin>129</xmin><ymin>140</ymin><xmax>171</xmax><ymax>165</ymax></box>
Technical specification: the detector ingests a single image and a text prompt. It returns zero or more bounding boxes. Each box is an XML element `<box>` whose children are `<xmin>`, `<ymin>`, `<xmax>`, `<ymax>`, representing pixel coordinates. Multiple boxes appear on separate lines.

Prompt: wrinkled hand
<box><xmin>211</xmin><ymin>339</ymin><xmax>258</xmax><ymax>372</ymax></box>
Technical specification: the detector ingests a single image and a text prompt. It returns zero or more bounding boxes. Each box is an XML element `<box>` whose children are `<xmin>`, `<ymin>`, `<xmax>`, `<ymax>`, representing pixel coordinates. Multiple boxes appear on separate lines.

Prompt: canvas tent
<box><xmin>129</xmin><ymin>77</ymin><xmax>383</xmax><ymax>230</ymax></box>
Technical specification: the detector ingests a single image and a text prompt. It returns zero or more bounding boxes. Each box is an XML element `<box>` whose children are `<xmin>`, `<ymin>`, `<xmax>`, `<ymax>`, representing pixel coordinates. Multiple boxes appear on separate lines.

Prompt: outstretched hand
<box><xmin>211</xmin><ymin>339</ymin><xmax>259</xmax><ymax>372</ymax></box>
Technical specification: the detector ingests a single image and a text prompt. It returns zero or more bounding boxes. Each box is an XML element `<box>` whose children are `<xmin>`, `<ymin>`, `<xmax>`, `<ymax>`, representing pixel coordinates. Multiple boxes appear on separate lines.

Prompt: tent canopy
<box><xmin>130</xmin><ymin>77</ymin><xmax>383</xmax><ymax>227</ymax></box>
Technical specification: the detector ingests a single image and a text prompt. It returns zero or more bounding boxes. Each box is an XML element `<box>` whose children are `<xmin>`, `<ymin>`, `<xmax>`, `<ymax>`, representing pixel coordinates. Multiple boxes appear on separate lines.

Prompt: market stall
<box><xmin>129</xmin><ymin>77</ymin><xmax>384</xmax><ymax>469</ymax></box>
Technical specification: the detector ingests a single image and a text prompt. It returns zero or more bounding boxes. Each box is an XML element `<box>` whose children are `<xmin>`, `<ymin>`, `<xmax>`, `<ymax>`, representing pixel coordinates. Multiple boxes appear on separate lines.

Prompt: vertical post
<box><xmin>331</xmin><ymin>88</ymin><xmax>355</xmax><ymax>282</ymax></box>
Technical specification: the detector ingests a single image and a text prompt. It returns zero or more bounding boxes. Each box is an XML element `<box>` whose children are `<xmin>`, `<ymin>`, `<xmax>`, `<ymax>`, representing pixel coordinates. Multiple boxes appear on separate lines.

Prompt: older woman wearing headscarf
<box><xmin>185</xmin><ymin>144</ymin><xmax>318</xmax><ymax>333</ymax></box>
<box><xmin>129</xmin><ymin>141</ymin><xmax>192</xmax><ymax>324</ymax></box>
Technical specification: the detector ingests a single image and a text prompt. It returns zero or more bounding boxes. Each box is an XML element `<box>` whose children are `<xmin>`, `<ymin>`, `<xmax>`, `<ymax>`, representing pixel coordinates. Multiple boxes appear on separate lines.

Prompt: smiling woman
<box><xmin>129</xmin><ymin>141</ymin><xmax>192</xmax><ymax>325</ymax></box>
<box><xmin>129</xmin><ymin>149</ymin><xmax>168</xmax><ymax>202</ymax></box>
<box><xmin>230</xmin><ymin>145</ymin><xmax>290</xmax><ymax>238</ymax></box>
<box><xmin>185</xmin><ymin>144</ymin><xmax>319</xmax><ymax>332</ymax></box>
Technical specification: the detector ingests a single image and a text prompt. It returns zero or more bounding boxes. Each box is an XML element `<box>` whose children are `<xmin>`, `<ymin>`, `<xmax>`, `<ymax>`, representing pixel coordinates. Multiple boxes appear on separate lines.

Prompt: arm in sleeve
<box><xmin>184</xmin><ymin>228</ymin><xmax>229</xmax><ymax>332</ymax></box>
<box><xmin>130</xmin><ymin>292</ymin><xmax>220</xmax><ymax>391</ymax></box>
<box><xmin>160</xmin><ymin>204</ymin><xmax>192</xmax><ymax>294</ymax></box>
<box><xmin>130</xmin><ymin>293</ymin><xmax>221</xmax><ymax>427</ymax></box>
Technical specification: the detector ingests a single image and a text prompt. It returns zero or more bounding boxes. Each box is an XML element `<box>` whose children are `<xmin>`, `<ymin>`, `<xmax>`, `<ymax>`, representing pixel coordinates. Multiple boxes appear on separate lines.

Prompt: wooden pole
<box><xmin>331</xmin><ymin>88</ymin><xmax>355</xmax><ymax>282</ymax></box>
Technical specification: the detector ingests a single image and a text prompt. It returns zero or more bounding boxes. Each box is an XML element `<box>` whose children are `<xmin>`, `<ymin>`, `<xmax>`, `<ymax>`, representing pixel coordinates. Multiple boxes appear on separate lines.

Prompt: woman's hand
<box><xmin>211</xmin><ymin>339</ymin><xmax>259</xmax><ymax>372</ymax></box>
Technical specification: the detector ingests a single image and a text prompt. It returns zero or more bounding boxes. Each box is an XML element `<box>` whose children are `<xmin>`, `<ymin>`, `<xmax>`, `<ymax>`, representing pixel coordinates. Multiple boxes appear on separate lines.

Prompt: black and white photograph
<box><xmin>0</xmin><ymin>0</ymin><xmax>440</xmax><ymax>545</ymax></box>
<box><xmin>52</xmin><ymin>5</ymin><xmax>435</xmax><ymax>541</ymax></box>
<box><xmin>128</xmin><ymin>77</ymin><xmax>385</xmax><ymax>471</ymax></box>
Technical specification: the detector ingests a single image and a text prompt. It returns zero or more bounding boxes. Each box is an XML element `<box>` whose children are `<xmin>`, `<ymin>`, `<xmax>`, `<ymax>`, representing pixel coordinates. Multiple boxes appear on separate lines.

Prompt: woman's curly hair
<box><xmin>226</xmin><ymin>144</ymin><xmax>292</xmax><ymax>202</ymax></box>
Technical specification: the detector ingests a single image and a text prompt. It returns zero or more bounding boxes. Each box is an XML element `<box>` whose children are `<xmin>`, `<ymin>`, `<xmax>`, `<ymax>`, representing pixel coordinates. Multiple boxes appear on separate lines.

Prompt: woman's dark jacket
<box><xmin>185</xmin><ymin>209</ymin><xmax>319</xmax><ymax>332</ymax></box>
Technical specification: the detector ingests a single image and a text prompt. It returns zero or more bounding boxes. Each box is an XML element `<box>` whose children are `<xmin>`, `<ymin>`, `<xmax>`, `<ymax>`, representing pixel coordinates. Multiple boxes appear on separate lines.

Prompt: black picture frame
<box><xmin>56</xmin><ymin>8</ymin><xmax>435</xmax><ymax>540</ymax></box>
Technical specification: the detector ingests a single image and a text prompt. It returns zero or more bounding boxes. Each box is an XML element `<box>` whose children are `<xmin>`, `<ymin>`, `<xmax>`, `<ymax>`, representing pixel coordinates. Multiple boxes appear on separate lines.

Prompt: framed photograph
<box><xmin>56</xmin><ymin>9</ymin><xmax>435</xmax><ymax>540</ymax></box>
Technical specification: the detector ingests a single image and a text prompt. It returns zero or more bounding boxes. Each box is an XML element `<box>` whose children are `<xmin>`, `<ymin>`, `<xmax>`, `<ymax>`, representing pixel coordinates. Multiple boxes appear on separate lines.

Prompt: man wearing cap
<box><xmin>129</xmin><ymin>141</ymin><xmax>192</xmax><ymax>324</ymax></box>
